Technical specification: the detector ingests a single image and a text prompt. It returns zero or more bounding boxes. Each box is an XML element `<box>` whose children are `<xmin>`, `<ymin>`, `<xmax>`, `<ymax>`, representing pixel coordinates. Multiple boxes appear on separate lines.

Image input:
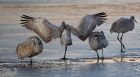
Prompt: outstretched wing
<box><xmin>20</xmin><ymin>15</ymin><xmax>62</xmax><ymax>43</ymax></box>
<box><xmin>68</xmin><ymin>12</ymin><xmax>107</xmax><ymax>41</ymax></box>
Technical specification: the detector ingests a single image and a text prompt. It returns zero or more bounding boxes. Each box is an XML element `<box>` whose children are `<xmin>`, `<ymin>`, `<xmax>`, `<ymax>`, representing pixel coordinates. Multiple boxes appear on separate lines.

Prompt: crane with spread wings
<box><xmin>20</xmin><ymin>12</ymin><xmax>107</xmax><ymax>43</ymax></box>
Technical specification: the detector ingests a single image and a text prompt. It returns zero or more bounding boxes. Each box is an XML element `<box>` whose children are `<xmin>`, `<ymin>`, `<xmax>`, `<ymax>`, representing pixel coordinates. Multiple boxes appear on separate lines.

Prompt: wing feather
<box><xmin>20</xmin><ymin>15</ymin><xmax>63</xmax><ymax>43</ymax></box>
<box><xmin>68</xmin><ymin>12</ymin><xmax>107</xmax><ymax>41</ymax></box>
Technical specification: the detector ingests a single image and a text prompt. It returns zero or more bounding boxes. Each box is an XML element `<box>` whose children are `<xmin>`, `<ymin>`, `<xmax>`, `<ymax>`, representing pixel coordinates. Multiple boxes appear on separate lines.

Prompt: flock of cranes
<box><xmin>17</xmin><ymin>12</ymin><xmax>137</xmax><ymax>64</ymax></box>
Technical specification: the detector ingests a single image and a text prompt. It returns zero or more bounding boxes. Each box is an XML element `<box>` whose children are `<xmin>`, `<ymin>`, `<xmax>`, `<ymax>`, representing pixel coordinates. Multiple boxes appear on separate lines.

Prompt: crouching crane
<box><xmin>16</xmin><ymin>36</ymin><xmax>43</xmax><ymax>65</ymax></box>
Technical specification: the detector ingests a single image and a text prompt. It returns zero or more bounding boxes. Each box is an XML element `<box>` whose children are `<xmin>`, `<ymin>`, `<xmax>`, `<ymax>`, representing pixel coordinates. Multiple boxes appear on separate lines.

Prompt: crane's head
<box><xmin>61</xmin><ymin>21</ymin><xmax>71</xmax><ymax>30</ymax></box>
<box><xmin>60</xmin><ymin>21</ymin><xmax>71</xmax><ymax>38</ymax></box>
<box><xmin>130</xmin><ymin>16</ymin><xmax>137</xmax><ymax>23</ymax></box>
<box><xmin>61</xmin><ymin>21</ymin><xmax>66</xmax><ymax>29</ymax></box>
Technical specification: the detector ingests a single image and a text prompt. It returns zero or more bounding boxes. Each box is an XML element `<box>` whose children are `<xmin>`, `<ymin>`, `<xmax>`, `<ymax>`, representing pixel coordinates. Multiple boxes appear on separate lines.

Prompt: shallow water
<box><xmin>0</xmin><ymin>24</ymin><xmax>140</xmax><ymax>61</ymax></box>
<box><xmin>1</xmin><ymin>2</ymin><xmax>140</xmax><ymax>77</ymax></box>
<box><xmin>0</xmin><ymin>62</ymin><xmax>140</xmax><ymax>77</ymax></box>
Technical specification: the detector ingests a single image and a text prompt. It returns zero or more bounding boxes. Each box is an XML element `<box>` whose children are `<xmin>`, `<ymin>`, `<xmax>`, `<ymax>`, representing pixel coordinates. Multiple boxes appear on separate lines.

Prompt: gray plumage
<box><xmin>20</xmin><ymin>15</ymin><xmax>65</xmax><ymax>43</ymax></box>
<box><xmin>89</xmin><ymin>31</ymin><xmax>108</xmax><ymax>61</ymax></box>
<box><xmin>67</xmin><ymin>12</ymin><xmax>107</xmax><ymax>41</ymax></box>
<box><xmin>60</xmin><ymin>22</ymin><xmax>72</xmax><ymax>60</ymax></box>
<box><xmin>110</xmin><ymin>16</ymin><xmax>137</xmax><ymax>61</ymax></box>
<box><xmin>16</xmin><ymin>36</ymin><xmax>43</xmax><ymax>64</ymax></box>
<box><xmin>110</xmin><ymin>16</ymin><xmax>136</xmax><ymax>33</ymax></box>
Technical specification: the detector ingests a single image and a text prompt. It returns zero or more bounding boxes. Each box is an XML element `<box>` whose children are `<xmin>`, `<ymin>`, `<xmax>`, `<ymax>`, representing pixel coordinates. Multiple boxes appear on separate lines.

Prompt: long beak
<box><xmin>134</xmin><ymin>19</ymin><xmax>137</xmax><ymax>23</ymax></box>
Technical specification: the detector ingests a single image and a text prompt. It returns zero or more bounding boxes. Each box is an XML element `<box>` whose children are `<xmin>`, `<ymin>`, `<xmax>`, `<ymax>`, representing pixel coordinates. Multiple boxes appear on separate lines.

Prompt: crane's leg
<box><xmin>117</xmin><ymin>33</ymin><xmax>124</xmax><ymax>62</ymax></box>
<box><xmin>120</xmin><ymin>33</ymin><xmax>125</xmax><ymax>62</ymax></box>
<box><xmin>63</xmin><ymin>46</ymin><xmax>67</xmax><ymax>60</ymax></box>
<box><xmin>30</xmin><ymin>58</ymin><xmax>33</xmax><ymax>66</ymax></box>
<box><xmin>120</xmin><ymin>33</ymin><xmax>126</xmax><ymax>52</ymax></box>
<box><xmin>117</xmin><ymin>33</ymin><xmax>122</xmax><ymax>51</ymax></box>
<box><xmin>95</xmin><ymin>50</ymin><xmax>99</xmax><ymax>62</ymax></box>
<box><xmin>117</xmin><ymin>33</ymin><xmax>125</xmax><ymax>52</ymax></box>
<box><xmin>117</xmin><ymin>33</ymin><xmax>121</xmax><ymax>48</ymax></box>
<box><xmin>117</xmin><ymin>33</ymin><xmax>120</xmax><ymax>41</ymax></box>
<box><xmin>101</xmin><ymin>49</ymin><xmax>104</xmax><ymax>60</ymax></box>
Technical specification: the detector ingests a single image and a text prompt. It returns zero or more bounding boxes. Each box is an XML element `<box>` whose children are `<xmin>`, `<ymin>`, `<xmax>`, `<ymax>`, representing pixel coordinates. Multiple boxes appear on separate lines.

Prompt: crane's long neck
<box><xmin>58</xmin><ymin>25</ymin><xmax>65</xmax><ymax>36</ymax></box>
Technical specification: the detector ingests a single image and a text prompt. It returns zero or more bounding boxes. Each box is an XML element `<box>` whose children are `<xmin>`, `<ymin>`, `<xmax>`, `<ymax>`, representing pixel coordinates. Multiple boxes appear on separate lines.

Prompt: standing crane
<box><xmin>60</xmin><ymin>22</ymin><xmax>72</xmax><ymax>60</ymax></box>
<box><xmin>110</xmin><ymin>16</ymin><xmax>137</xmax><ymax>61</ymax></box>
<box><xmin>88</xmin><ymin>31</ymin><xmax>108</xmax><ymax>62</ymax></box>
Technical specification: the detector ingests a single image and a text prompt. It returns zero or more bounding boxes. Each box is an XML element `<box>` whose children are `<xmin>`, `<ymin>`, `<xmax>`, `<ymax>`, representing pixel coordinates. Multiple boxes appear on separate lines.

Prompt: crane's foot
<box><xmin>96</xmin><ymin>58</ymin><xmax>99</xmax><ymax>63</ymax></box>
<box><xmin>120</xmin><ymin>57</ymin><xmax>125</xmax><ymax>62</ymax></box>
<box><xmin>60</xmin><ymin>57</ymin><xmax>68</xmax><ymax>60</ymax></box>
<box><xmin>100</xmin><ymin>57</ymin><xmax>105</xmax><ymax>60</ymax></box>
<box><xmin>120</xmin><ymin>52</ymin><xmax>125</xmax><ymax>62</ymax></box>
<box><xmin>121</xmin><ymin>49</ymin><xmax>126</xmax><ymax>53</ymax></box>
<box><xmin>122</xmin><ymin>50</ymin><xmax>126</xmax><ymax>52</ymax></box>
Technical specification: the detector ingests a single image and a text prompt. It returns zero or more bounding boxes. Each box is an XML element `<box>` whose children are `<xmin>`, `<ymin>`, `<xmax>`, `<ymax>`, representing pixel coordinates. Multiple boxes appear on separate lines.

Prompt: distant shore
<box><xmin>0</xmin><ymin>2</ymin><xmax>140</xmax><ymax>25</ymax></box>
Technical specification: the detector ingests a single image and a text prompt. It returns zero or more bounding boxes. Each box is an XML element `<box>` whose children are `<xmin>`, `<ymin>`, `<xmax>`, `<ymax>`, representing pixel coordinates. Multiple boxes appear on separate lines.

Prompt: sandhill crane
<box><xmin>16</xmin><ymin>36</ymin><xmax>43</xmax><ymax>65</ymax></box>
<box><xmin>110</xmin><ymin>16</ymin><xmax>137</xmax><ymax>61</ymax></box>
<box><xmin>88</xmin><ymin>31</ymin><xmax>108</xmax><ymax>62</ymax></box>
<box><xmin>67</xmin><ymin>12</ymin><xmax>107</xmax><ymax>41</ymax></box>
<box><xmin>60</xmin><ymin>22</ymin><xmax>72</xmax><ymax>60</ymax></box>
<box><xmin>20</xmin><ymin>12</ymin><xmax>107</xmax><ymax>43</ymax></box>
